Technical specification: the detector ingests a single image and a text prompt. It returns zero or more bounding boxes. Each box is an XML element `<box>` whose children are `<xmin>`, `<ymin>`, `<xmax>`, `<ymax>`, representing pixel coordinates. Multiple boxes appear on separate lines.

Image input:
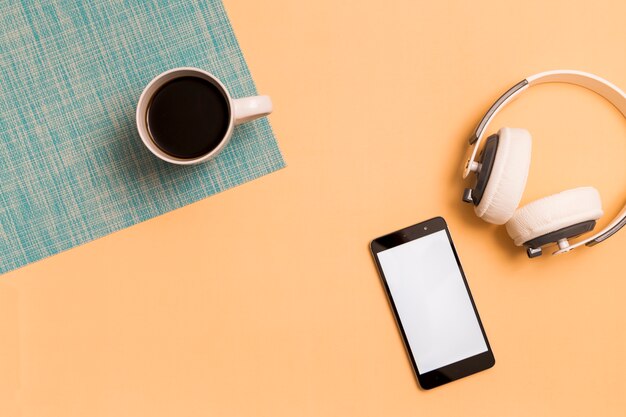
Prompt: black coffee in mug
<box><xmin>137</xmin><ymin>67</ymin><xmax>272</xmax><ymax>164</ymax></box>
<box><xmin>146</xmin><ymin>76</ymin><xmax>230</xmax><ymax>159</ymax></box>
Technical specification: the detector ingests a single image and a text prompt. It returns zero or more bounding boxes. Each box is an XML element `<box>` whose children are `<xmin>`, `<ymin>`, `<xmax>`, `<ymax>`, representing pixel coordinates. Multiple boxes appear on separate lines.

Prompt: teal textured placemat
<box><xmin>0</xmin><ymin>0</ymin><xmax>284</xmax><ymax>275</ymax></box>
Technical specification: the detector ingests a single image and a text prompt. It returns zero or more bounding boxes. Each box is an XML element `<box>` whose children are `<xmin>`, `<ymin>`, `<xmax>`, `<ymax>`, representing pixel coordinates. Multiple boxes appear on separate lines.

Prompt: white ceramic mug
<box><xmin>136</xmin><ymin>67</ymin><xmax>272</xmax><ymax>165</ymax></box>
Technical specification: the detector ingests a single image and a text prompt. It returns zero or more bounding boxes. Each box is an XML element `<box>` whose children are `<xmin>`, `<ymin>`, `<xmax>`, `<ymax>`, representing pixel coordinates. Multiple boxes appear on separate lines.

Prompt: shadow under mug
<box><xmin>136</xmin><ymin>67</ymin><xmax>272</xmax><ymax>165</ymax></box>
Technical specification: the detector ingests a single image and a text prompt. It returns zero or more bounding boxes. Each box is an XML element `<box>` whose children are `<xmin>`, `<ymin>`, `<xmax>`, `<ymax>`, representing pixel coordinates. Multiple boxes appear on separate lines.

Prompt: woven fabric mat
<box><xmin>0</xmin><ymin>0</ymin><xmax>284</xmax><ymax>275</ymax></box>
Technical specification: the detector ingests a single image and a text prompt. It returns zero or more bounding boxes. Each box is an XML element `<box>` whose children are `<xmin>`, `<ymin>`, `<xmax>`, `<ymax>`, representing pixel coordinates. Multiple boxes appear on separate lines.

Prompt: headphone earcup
<box><xmin>474</xmin><ymin>127</ymin><xmax>532</xmax><ymax>224</ymax></box>
<box><xmin>505</xmin><ymin>187</ymin><xmax>604</xmax><ymax>246</ymax></box>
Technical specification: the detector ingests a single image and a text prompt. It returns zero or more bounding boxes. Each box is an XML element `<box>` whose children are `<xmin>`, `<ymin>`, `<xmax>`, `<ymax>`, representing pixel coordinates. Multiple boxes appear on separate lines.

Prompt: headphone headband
<box><xmin>464</xmin><ymin>70</ymin><xmax>626</xmax><ymax>254</ymax></box>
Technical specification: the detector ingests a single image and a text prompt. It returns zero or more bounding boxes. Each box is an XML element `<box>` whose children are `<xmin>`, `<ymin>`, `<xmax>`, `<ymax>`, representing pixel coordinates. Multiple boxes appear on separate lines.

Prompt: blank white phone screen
<box><xmin>377</xmin><ymin>230</ymin><xmax>487</xmax><ymax>374</ymax></box>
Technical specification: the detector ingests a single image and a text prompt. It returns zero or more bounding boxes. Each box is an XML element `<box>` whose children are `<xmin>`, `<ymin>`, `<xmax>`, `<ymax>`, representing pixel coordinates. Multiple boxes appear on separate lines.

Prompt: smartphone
<box><xmin>370</xmin><ymin>217</ymin><xmax>495</xmax><ymax>389</ymax></box>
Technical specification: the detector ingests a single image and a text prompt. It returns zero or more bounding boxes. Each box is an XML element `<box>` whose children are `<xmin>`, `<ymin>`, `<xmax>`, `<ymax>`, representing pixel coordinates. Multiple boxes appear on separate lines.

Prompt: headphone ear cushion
<box><xmin>505</xmin><ymin>187</ymin><xmax>604</xmax><ymax>246</ymax></box>
<box><xmin>474</xmin><ymin>128</ymin><xmax>532</xmax><ymax>224</ymax></box>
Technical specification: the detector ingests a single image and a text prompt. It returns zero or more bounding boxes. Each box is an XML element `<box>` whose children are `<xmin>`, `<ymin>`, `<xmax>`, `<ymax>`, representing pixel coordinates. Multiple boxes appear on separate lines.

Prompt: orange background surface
<box><xmin>2</xmin><ymin>0</ymin><xmax>626</xmax><ymax>415</ymax></box>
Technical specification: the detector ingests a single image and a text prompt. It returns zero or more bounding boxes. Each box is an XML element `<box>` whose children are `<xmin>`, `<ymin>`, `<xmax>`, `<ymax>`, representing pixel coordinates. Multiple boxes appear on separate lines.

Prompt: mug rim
<box><xmin>136</xmin><ymin>67</ymin><xmax>235</xmax><ymax>165</ymax></box>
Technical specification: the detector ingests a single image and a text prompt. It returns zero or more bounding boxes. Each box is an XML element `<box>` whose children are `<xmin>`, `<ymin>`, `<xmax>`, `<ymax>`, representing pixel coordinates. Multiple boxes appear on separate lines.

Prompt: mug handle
<box><xmin>233</xmin><ymin>96</ymin><xmax>273</xmax><ymax>125</ymax></box>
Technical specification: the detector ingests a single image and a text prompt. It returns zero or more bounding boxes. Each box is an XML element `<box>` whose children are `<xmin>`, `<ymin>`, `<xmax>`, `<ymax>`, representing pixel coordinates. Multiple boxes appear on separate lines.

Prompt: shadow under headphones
<box><xmin>462</xmin><ymin>70</ymin><xmax>626</xmax><ymax>258</ymax></box>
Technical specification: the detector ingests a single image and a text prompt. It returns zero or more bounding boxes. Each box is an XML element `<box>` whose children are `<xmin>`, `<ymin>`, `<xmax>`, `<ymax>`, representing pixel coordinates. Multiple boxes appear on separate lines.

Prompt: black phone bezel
<box><xmin>370</xmin><ymin>216</ymin><xmax>495</xmax><ymax>390</ymax></box>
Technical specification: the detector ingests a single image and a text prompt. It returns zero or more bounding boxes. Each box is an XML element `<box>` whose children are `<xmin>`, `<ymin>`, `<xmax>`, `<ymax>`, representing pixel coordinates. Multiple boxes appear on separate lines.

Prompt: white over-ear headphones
<box><xmin>462</xmin><ymin>70</ymin><xmax>626</xmax><ymax>258</ymax></box>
